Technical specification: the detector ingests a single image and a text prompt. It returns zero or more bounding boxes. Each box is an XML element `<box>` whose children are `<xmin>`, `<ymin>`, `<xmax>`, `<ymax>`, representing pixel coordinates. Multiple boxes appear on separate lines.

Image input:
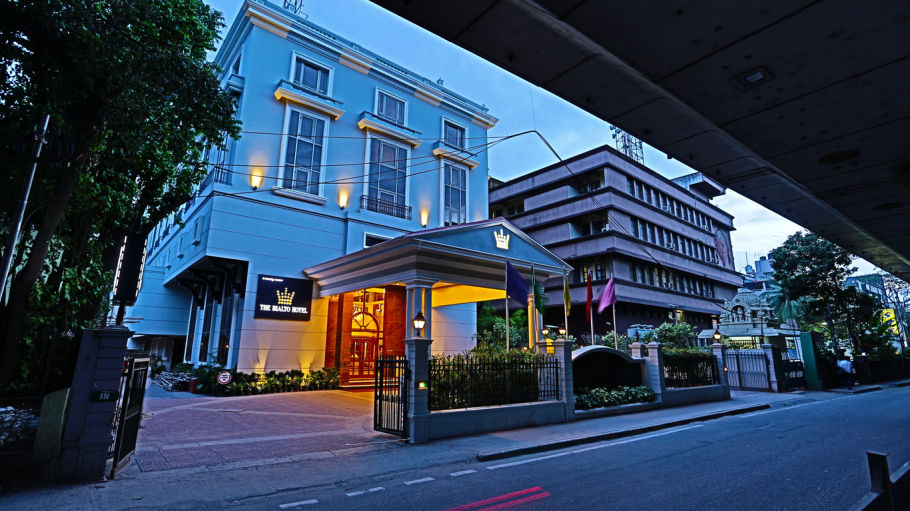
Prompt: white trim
<box><xmin>363</xmin><ymin>133</ymin><xmax>411</xmax><ymax>218</ymax></box>
<box><xmin>441</xmin><ymin>117</ymin><xmax>468</xmax><ymax>150</ymax></box>
<box><xmin>289</xmin><ymin>51</ymin><xmax>334</xmax><ymax>96</ymax></box>
<box><xmin>356</xmin><ymin>117</ymin><xmax>421</xmax><ymax>148</ymax></box>
<box><xmin>374</xmin><ymin>87</ymin><xmax>409</xmax><ymax>127</ymax></box>
<box><xmin>271</xmin><ymin>186</ymin><xmax>329</xmax><ymax>205</ymax></box>
<box><xmin>276</xmin><ymin>104</ymin><xmax>331</xmax><ymax>199</ymax></box>
<box><xmin>441</xmin><ymin>161</ymin><xmax>470</xmax><ymax>226</ymax></box>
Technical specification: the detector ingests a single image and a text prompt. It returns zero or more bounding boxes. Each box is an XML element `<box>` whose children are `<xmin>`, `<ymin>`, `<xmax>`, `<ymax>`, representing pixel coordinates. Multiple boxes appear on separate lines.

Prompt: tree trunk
<box><xmin>0</xmin><ymin>167</ymin><xmax>77</xmax><ymax>385</ymax></box>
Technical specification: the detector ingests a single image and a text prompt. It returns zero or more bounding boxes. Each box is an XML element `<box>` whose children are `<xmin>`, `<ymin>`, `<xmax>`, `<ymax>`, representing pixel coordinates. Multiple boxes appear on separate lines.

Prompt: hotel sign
<box><xmin>254</xmin><ymin>274</ymin><xmax>313</xmax><ymax>321</ymax></box>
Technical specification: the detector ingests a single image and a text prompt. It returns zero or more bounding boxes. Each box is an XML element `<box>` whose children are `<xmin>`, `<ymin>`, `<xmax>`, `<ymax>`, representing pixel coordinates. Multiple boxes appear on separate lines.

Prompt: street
<box><xmin>120</xmin><ymin>386</ymin><xmax>909</xmax><ymax>511</ymax></box>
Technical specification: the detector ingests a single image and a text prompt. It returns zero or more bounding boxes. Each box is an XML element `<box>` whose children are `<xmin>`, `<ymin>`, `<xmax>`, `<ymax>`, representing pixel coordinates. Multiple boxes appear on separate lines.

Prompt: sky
<box><xmin>205</xmin><ymin>0</ymin><xmax>877</xmax><ymax>275</ymax></box>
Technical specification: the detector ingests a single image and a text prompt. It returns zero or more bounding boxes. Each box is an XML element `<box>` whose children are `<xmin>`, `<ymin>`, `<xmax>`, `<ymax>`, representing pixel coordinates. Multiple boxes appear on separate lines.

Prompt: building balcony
<box><xmin>361</xmin><ymin>195</ymin><xmax>412</xmax><ymax>220</ymax></box>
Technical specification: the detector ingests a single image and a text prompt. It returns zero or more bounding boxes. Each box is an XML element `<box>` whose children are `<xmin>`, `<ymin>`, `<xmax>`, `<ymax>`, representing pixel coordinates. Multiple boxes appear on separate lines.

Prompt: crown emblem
<box><xmin>494</xmin><ymin>228</ymin><xmax>510</xmax><ymax>250</ymax></box>
<box><xmin>276</xmin><ymin>288</ymin><xmax>295</xmax><ymax>305</ymax></box>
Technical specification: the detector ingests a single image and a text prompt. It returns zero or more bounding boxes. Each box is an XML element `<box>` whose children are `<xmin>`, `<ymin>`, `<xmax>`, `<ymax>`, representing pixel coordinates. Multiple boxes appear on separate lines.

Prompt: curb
<box><xmin>476</xmin><ymin>403</ymin><xmax>771</xmax><ymax>461</ymax></box>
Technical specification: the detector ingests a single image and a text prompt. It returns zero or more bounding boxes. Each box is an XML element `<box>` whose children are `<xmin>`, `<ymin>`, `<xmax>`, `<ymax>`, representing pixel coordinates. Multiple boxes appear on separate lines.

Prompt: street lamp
<box><xmin>412</xmin><ymin>311</ymin><xmax>426</xmax><ymax>337</ymax></box>
<box><xmin>558</xmin><ymin>326</ymin><xmax>567</xmax><ymax>337</ymax></box>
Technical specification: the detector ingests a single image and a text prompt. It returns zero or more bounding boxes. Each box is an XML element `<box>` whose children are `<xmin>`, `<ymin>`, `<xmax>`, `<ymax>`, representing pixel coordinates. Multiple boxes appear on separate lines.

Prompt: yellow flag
<box><xmin>563</xmin><ymin>269</ymin><xmax>571</xmax><ymax>317</ymax></box>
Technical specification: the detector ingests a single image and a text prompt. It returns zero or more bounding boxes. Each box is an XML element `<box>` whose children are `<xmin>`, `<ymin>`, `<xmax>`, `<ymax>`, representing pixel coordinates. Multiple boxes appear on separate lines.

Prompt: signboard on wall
<box><xmin>254</xmin><ymin>274</ymin><xmax>313</xmax><ymax>321</ymax></box>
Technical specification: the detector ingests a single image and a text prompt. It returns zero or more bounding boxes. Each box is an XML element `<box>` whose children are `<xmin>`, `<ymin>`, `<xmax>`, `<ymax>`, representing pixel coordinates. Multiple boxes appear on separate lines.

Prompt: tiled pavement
<box><xmin>132</xmin><ymin>388</ymin><xmax>400</xmax><ymax>473</ymax></box>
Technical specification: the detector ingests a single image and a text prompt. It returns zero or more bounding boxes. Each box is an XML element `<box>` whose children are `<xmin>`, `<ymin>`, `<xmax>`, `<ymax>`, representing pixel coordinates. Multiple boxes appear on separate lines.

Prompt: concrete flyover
<box><xmin>372</xmin><ymin>0</ymin><xmax>910</xmax><ymax>281</ymax></box>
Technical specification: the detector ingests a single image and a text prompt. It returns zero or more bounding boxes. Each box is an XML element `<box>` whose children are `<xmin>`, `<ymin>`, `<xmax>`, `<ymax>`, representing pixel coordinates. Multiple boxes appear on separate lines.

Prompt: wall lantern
<box><xmin>541</xmin><ymin>328</ymin><xmax>549</xmax><ymax>337</ymax></box>
<box><xmin>413</xmin><ymin>311</ymin><xmax>426</xmax><ymax>336</ymax></box>
<box><xmin>558</xmin><ymin>326</ymin><xmax>567</xmax><ymax>336</ymax></box>
<box><xmin>338</xmin><ymin>189</ymin><xmax>349</xmax><ymax>210</ymax></box>
<box><xmin>250</xmin><ymin>171</ymin><xmax>264</xmax><ymax>190</ymax></box>
<box><xmin>713</xmin><ymin>329</ymin><xmax>722</xmax><ymax>342</ymax></box>
<box><xmin>420</xmin><ymin>208</ymin><xmax>429</xmax><ymax>227</ymax></box>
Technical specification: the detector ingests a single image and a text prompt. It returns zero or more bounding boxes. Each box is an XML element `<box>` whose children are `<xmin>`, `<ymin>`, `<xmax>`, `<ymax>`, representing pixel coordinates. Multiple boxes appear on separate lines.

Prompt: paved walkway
<box><xmin>129</xmin><ymin>387</ymin><xmax>398</xmax><ymax>474</ymax></box>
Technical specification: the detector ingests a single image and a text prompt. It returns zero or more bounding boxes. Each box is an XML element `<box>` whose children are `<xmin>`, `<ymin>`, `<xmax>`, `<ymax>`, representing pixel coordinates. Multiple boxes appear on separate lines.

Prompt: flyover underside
<box><xmin>373</xmin><ymin>0</ymin><xmax>910</xmax><ymax>281</ymax></box>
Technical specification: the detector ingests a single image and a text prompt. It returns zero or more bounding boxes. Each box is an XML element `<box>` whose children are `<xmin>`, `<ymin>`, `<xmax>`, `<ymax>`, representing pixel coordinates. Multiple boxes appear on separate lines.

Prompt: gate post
<box><xmin>762</xmin><ymin>344</ymin><xmax>780</xmax><ymax>392</ymax></box>
<box><xmin>711</xmin><ymin>343</ymin><xmax>729</xmax><ymax>387</ymax></box>
<box><xmin>552</xmin><ymin>338</ymin><xmax>575</xmax><ymax>421</ymax></box>
<box><xmin>57</xmin><ymin>326</ymin><xmax>132</xmax><ymax>482</ymax></box>
<box><xmin>405</xmin><ymin>337</ymin><xmax>432</xmax><ymax>444</ymax></box>
<box><xmin>645</xmin><ymin>342</ymin><xmax>666</xmax><ymax>401</ymax></box>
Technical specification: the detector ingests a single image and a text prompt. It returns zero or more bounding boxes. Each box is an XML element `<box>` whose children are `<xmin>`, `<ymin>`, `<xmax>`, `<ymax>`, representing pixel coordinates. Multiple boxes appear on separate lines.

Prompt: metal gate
<box><xmin>726</xmin><ymin>351</ymin><xmax>772</xmax><ymax>391</ymax></box>
<box><xmin>374</xmin><ymin>356</ymin><xmax>409</xmax><ymax>438</ymax></box>
<box><xmin>781</xmin><ymin>354</ymin><xmax>807</xmax><ymax>391</ymax></box>
<box><xmin>109</xmin><ymin>356</ymin><xmax>149</xmax><ymax>478</ymax></box>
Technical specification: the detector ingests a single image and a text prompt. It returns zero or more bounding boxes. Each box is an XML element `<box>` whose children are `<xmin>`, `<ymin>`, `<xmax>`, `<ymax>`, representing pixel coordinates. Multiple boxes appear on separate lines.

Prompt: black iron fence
<box><xmin>109</xmin><ymin>356</ymin><xmax>149</xmax><ymax>478</ymax></box>
<box><xmin>429</xmin><ymin>355</ymin><xmax>559</xmax><ymax>411</ymax></box>
<box><xmin>360</xmin><ymin>195</ymin><xmax>412</xmax><ymax>220</ymax></box>
<box><xmin>663</xmin><ymin>354</ymin><xmax>719</xmax><ymax>388</ymax></box>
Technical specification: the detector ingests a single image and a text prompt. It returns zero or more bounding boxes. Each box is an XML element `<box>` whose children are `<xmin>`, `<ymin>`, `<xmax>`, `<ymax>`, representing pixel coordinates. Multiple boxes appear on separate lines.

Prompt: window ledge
<box><xmin>432</xmin><ymin>141</ymin><xmax>479</xmax><ymax>168</ymax></box>
<box><xmin>274</xmin><ymin>81</ymin><xmax>344</xmax><ymax>120</ymax></box>
<box><xmin>272</xmin><ymin>186</ymin><xmax>328</xmax><ymax>205</ymax></box>
<box><xmin>357</xmin><ymin>112</ymin><xmax>422</xmax><ymax>148</ymax></box>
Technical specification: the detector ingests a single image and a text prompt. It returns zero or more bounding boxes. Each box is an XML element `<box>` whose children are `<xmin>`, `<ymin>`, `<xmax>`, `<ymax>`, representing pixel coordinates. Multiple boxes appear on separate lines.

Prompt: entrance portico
<box><xmin>305</xmin><ymin>219</ymin><xmax>569</xmax><ymax>386</ymax></box>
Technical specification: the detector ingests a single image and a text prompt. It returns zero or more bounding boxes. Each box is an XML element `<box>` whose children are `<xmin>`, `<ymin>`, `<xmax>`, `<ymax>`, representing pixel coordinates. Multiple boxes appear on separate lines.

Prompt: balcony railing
<box><xmin>361</xmin><ymin>195</ymin><xmax>411</xmax><ymax>220</ymax></box>
<box><xmin>200</xmin><ymin>164</ymin><xmax>232</xmax><ymax>190</ymax></box>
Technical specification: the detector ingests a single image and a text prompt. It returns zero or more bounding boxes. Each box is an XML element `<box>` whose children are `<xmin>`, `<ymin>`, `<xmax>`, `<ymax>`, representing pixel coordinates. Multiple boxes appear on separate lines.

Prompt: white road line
<box><xmin>279</xmin><ymin>499</ymin><xmax>318</xmax><ymax>508</ymax></box>
<box><xmin>485</xmin><ymin>425</ymin><xmax>703</xmax><ymax>470</ymax></box>
<box><xmin>450</xmin><ymin>470</ymin><xmax>477</xmax><ymax>477</ymax></box>
<box><xmin>346</xmin><ymin>491</ymin><xmax>365</xmax><ymax>497</ymax></box>
<box><xmin>404</xmin><ymin>477</ymin><xmax>435</xmax><ymax>485</ymax></box>
<box><xmin>368</xmin><ymin>487</ymin><xmax>385</xmax><ymax>492</ymax></box>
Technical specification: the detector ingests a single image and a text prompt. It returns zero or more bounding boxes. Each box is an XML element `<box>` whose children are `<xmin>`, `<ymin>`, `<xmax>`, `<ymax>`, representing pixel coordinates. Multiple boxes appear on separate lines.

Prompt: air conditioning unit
<box><xmin>701</xmin><ymin>223</ymin><xmax>710</xmax><ymax>230</ymax></box>
<box><xmin>662</xmin><ymin>206</ymin><xmax>674</xmax><ymax>213</ymax></box>
<box><xmin>601</xmin><ymin>226</ymin><xmax>610</xmax><ymax>232</ymax></box>
<box><xmin>665</xmin><ymin>243</ymin><xmax>677</xmax><ymax>250</ymax></box>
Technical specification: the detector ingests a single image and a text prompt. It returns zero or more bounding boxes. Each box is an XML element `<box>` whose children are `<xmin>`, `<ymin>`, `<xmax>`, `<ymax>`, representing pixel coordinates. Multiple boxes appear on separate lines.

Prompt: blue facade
<box><xmin>130</xmin><ymin>0</ymin><xmax>497</xmax><ymax>374</ymax></box>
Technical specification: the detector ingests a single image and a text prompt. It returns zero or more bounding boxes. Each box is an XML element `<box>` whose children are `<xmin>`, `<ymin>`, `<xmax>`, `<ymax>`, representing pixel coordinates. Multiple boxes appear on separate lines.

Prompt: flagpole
<box><xmin>588</xmin><ymin>270</ymin><xmax>595</xmax><ymax>345</ymax></box>
<box><xmin>611</xmin><ymin>262</ymin><xmax>618</xmax><ymax>349</ymax></box>
<box><xmin>505</xmin><ymin>259</ymin><xmax>510</xmax><ymax>351</ymax></box>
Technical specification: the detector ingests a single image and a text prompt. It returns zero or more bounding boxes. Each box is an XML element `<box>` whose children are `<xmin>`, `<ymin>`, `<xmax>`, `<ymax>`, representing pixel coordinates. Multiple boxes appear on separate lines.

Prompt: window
<box><xmin>443</xmin><ymin>120</ymin><xmax>465</xmax><ymax>149</ymax></box>
<box><xmin>283</xmin><ymin>110</ymin><xmax>325</xmax><ymax>195</ymax></box>
<box><xmin>294</xmin><ymin>57</ymin><xmax>329</xmax><ymax>94</ymax></box>
<box><xmin>444</xmin><ymin>162</ymin><xmax>467</xmax><ymax>225</ymax></box>
<box><xmin>364</xmin><ymin>234</ymin><xmax>390</xmax><ymax>248</ymax></box>
<box><xmin>377</xmin><ymin>91</ymin><xmax>405</xmax><ymax>125</ymax></box>
<box><xmin>231</xmin><ymin>53</ymin><xmax>241</xmax><ymax>75</ymax></box>
<box><xmin>369</xmin><ymin>139</ymin><xmax>407</xmax><ymax>207</ymax></box>
<box><xmin>627</xmin><ymin>177</ymin><xmax>634</xmax><ymax>194</ymax></box>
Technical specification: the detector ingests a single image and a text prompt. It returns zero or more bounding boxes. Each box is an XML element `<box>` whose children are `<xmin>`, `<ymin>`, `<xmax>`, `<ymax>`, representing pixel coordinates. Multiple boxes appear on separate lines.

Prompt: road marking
<box><xmin>346</xmin><ymin>491</ymin><xmax>364</xmax><ymax>497</ymax></box>
<box><xmin>450</xmin><ymin>469</ymin><xmax>477</xmax><ymax>477</ymax></box>
<box><xmin>368</xmin><ymin>487</ymin><xmax>385</xmax><ymax>492</ymax></box>
<box><xmin>279</xmin><ymin>499</ymin><xmax>318</xmax><ymax>508</ymax></box>
<box><xmin>486</xmin><ymin>425</ymin><xmax>703</xmax><ymax>470</ymax></box>
<box><xmin>404</xmin><ymin>477</ymin><xmax>435</xmax><ymax>485</ymax></box>
<box><xmin>445</xmin><ymin>486</ymin><xmax>548</xmax><ymax>511</ymax></box>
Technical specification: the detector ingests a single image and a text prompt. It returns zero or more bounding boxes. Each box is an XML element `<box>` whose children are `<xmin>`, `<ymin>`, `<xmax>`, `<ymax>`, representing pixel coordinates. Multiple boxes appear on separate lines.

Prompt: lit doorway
<box><xmin>350</xmin><ymin>288</ymin><xmax>385</xmax><ymax>379</ymax></box>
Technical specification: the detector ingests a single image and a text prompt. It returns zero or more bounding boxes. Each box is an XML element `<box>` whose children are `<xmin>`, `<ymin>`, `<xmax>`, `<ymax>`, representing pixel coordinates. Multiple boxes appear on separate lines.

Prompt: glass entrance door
<box><xmin>350</xmin><ymin>288</ymin><xmax>385</xmax><ymax>379</ymax></box>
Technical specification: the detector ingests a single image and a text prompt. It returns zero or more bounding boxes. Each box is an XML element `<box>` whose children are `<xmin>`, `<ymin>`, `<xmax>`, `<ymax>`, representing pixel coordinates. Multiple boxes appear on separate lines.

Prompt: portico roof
<box><xmin>304</xmin><ymin>218</ymin><xmax>570</xmax><ymax>297</ymax></box>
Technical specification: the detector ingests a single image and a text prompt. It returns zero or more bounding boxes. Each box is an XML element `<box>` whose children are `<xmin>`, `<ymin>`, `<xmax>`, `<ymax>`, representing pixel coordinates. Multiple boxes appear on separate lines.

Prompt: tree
<box><xmin>0</xmin><ymin>0</ymin><xmax>240</xmax><ymax>389</ymax></box>
<box><xmin>642</xmin><ymin>322</ymin><xmax>696</xmax><ymax>348</ymax></box>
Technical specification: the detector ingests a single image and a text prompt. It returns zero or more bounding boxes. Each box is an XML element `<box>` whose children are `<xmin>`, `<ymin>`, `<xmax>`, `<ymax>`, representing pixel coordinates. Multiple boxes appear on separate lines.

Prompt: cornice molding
<box><xmin>273</xmin><ymin>85</ymin><xmax>344</xmax><ymax>120</ymax></box>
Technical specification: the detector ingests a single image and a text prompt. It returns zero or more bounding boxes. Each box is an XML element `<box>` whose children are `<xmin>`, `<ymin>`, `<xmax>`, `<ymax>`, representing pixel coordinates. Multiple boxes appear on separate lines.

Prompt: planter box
<box><xmin>574</xmin><ymin>400</ymin><xmax>660</xmax><ymax>419</ymax></box>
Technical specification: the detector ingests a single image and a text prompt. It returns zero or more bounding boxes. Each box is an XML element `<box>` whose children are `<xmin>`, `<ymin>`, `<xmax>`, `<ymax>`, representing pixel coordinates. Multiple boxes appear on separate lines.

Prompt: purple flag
<box><xmin>597</xmin><ymin>276</ymin><xmax>616</xmax><ymax>314</ymax></box>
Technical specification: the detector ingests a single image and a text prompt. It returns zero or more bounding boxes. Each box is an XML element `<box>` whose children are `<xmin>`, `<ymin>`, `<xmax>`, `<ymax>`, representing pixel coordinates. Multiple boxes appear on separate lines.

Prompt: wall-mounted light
<box><xmin>250</xmin><ymin>171</ymin><xmax>264</xmax><ymax>190</ymax></box>
<box><xmin>416</xmin><ymin>381</ymin><xmax>428</xmax><ymax>390</ymax></box>
<box><xmin>713</xmin><ymin>329</ymin><xmax>722</xmax><ymax>342</ymax></box>
<box><xmin>338</xmin><ymin>189</ymin><xmax>349</xmax><ymax>210</ymax></box>
<box><xmin>541</xmin><ymin>328</ymin><xmax>549</xmax><ymax>337</ymax></box>
<box><xmin>558</xmin><ymin>326</ymin><xmax>567</xmax><ymax>336</ymax></box>
<box><xmin>420</xmin><ymin>208</ymin><xmax>429</xmax><ymax>227</ymax></box>
<box><xmin>413</xmin><ymin>311</ymin><xmax>426</xmax><ymax>336</ymax></box>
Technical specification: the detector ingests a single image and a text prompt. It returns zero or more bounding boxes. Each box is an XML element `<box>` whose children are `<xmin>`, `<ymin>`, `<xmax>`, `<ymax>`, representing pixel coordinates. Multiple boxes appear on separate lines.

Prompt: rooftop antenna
<box><xmin>609</xmin><ymin>125</ymin><xmax>645</xmax><ymax>165</ymax></box>
<box><xmin>283</xmin><ymin>0</ymin><xmax>305</xmax><ymax>16</ymax></box>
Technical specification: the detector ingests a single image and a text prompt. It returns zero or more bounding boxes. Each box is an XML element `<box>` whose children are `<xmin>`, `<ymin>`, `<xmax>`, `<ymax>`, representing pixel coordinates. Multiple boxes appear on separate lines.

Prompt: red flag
<box><xmin>585</xmin><ymin>269</ymin><xmax>593</xmax><ymax>321</ymax></box>
<box><xmin>597</xmin><ymin>276</ymin><xmax>616</xmax><ymax>314</ymax></box>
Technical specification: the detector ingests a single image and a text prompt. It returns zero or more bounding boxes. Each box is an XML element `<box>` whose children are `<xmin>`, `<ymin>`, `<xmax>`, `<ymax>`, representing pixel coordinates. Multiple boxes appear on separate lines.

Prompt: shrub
<box><xmin>574</xmin><ymin>385</ymin><xmax>656</xmax><ymax>410</ymax></box>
